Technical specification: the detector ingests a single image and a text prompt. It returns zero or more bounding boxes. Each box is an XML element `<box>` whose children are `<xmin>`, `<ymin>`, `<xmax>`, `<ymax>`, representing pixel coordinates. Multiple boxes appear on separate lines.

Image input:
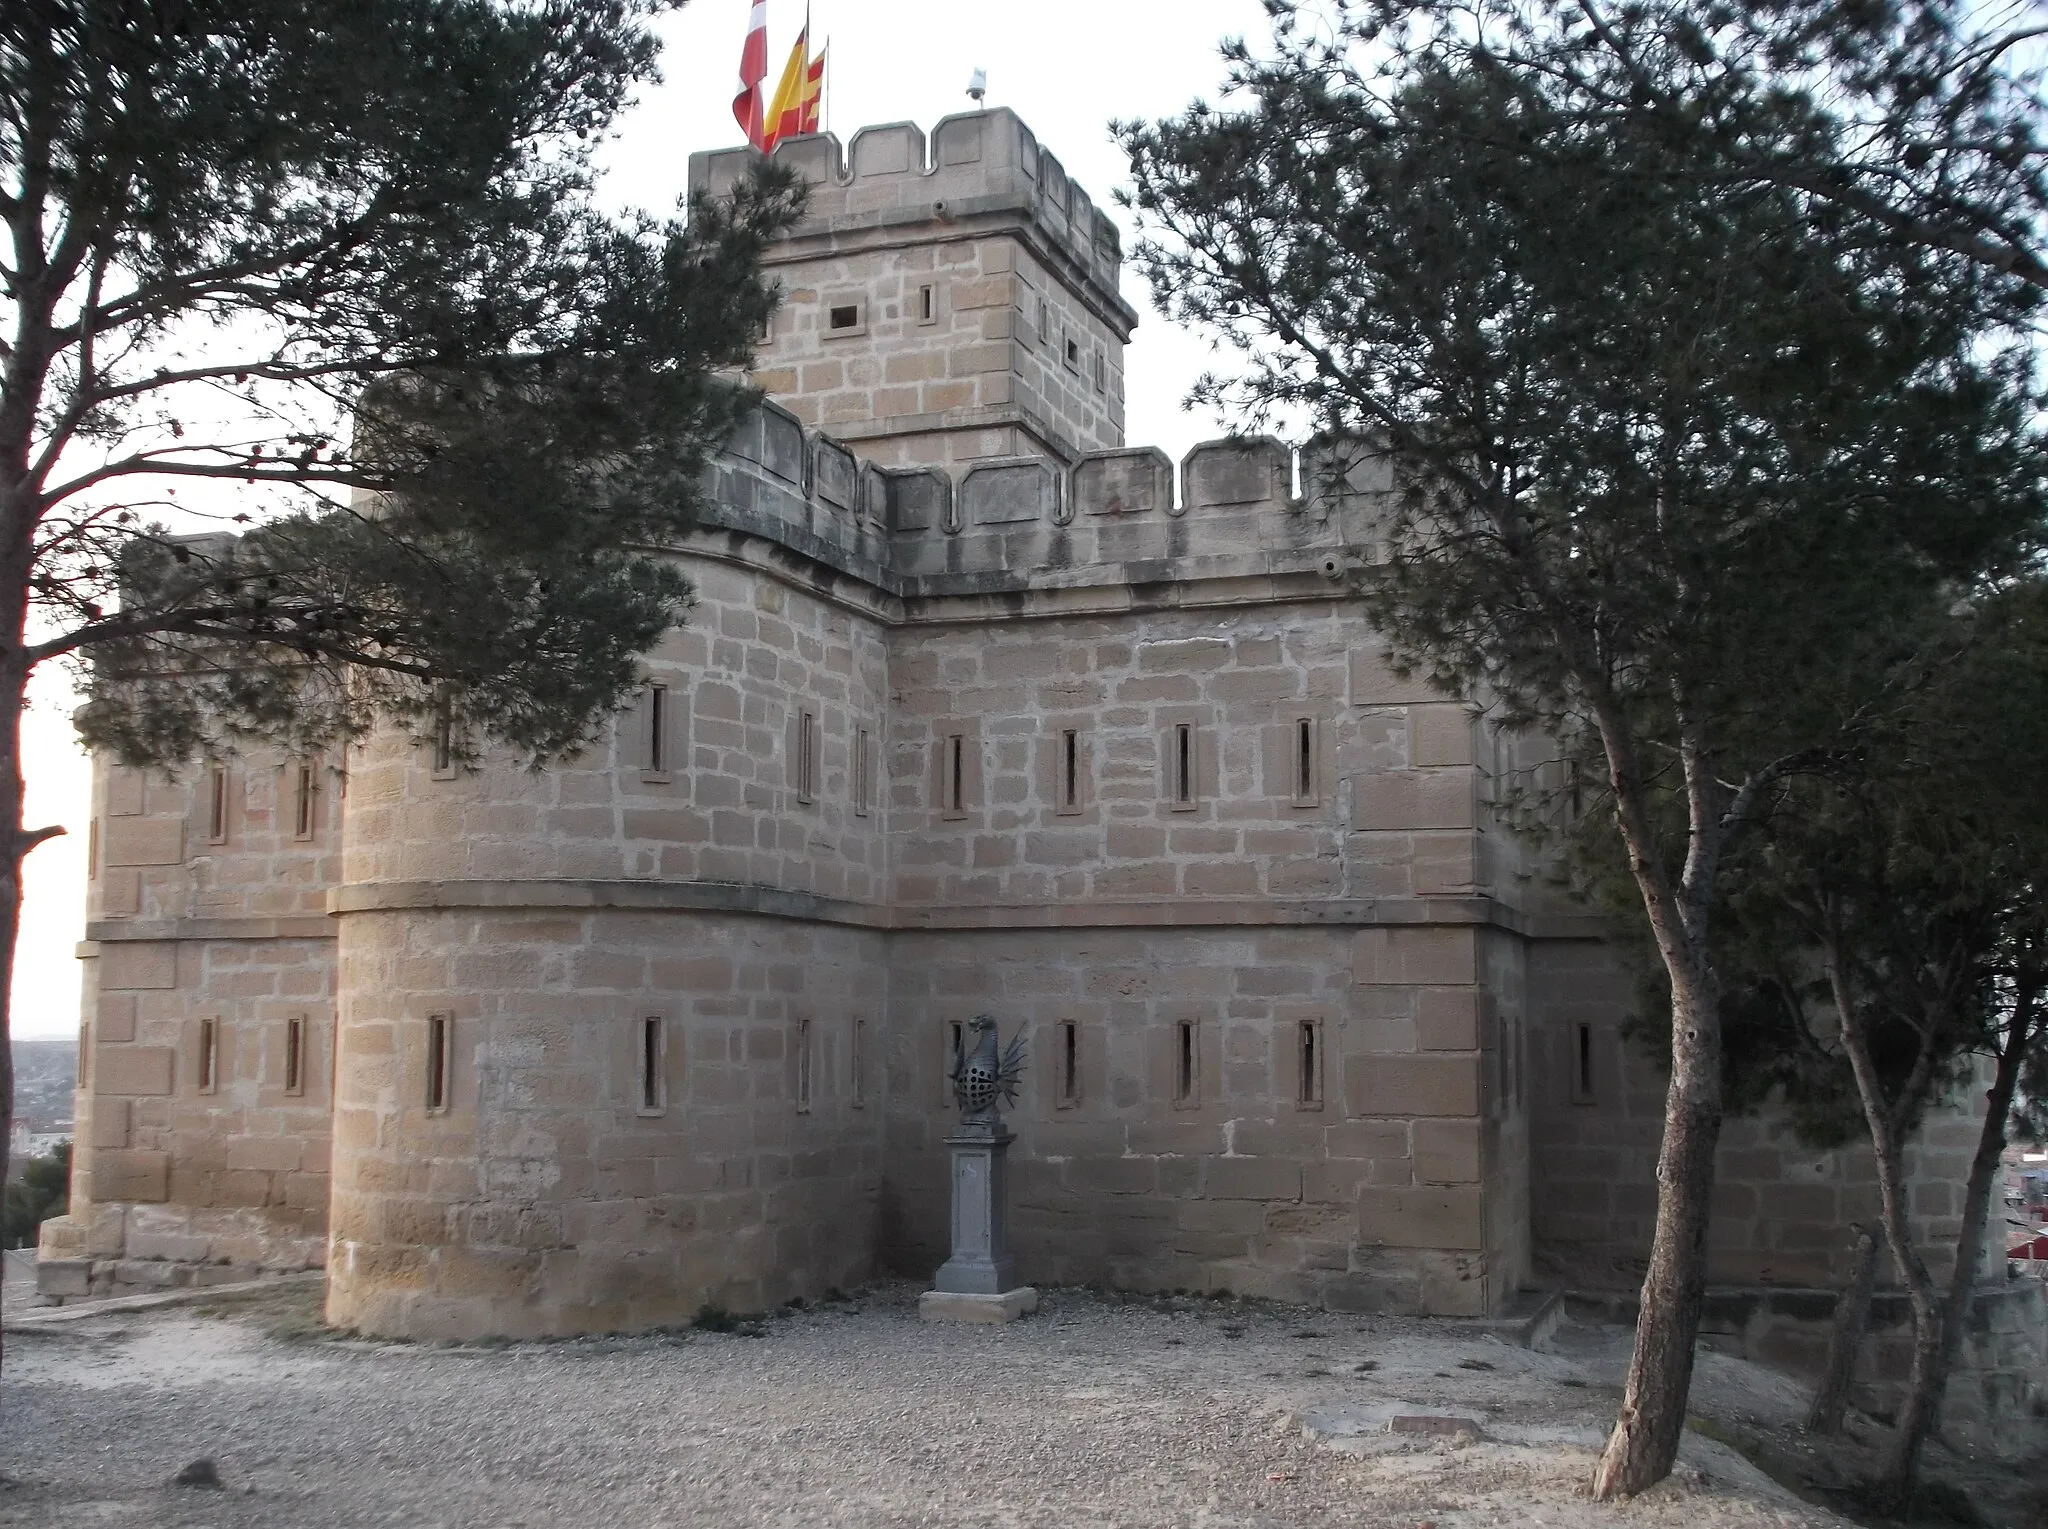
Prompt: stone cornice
<box><xmin>318</xmin><ymin>879</ymin><xmax>1606</xmax><ymax>941</ymax></box>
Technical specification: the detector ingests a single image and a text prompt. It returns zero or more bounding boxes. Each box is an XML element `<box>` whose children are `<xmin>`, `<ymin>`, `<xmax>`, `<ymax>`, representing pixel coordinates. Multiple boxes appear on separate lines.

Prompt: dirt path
<box><xmin>0</xmin><ymin>1283</ymin><xmax>1858</xmax><ymax>1528</ymax></box>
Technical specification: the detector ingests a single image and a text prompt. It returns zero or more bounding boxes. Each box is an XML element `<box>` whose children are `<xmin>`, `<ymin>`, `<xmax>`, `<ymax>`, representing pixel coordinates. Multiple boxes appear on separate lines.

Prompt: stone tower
<box><xmin>692</xmin><ymin>110</ymin><xmax>1136</xmax><ymax>468</ymax></box>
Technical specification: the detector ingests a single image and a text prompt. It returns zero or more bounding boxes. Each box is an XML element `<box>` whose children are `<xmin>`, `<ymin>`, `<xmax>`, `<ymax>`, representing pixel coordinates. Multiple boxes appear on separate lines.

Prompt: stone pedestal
<box><xmin>923</xmin><ymin>1122</ymin><xmax>1035</xmax><ymax>1323</ymax></box>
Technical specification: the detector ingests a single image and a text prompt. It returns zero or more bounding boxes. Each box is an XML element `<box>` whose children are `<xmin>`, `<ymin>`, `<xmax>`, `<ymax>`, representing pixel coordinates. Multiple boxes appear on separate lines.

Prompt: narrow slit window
<box><xmin>426</xmin><ymin>1013</ymin><xmax>452</xmax><ymax>1113</ymax></box>
<box><xmin>853</xmin><ymin>727</ymin><xmax>872</xmax><ymax>818</ymax></box>
<box><xmin>851</xmin><ymin>1017</ymin><xmax>867</xmax><ymax>1109</ymax></box>
<box><xmin>1056</xmin><ymin>1020</ymin><xmax>1079</xmax><ymax>1107</ymax></box>
<box><xmin>1092</xmin><ymin>350</ymin><xmax>1107</xmax><ymax>393</ymax></box>
<box><xmin>207</xmin><ymin>765</ymin><xmax>230</xmax><ymax>844</ymax></box>
<box><xmin>796</xmin><ymin>709</ymin><xmax>818</xmax><ymax>804</ymax></box>
<box><xmin>1064</xmin><ymin>335</ymin><xmax>1080</xmax><ymax>371</ymax></box>
<box><xmin>284</xmin><ymin>1015</ymin><xmax>306</xmax><ymax>1096</ymax></box>
<box><xmin>431</xmin><ymin>692</ymin><xmax>456</xmax><ymax>778</ymax></box>
<box><xmin>1297</xmin><ymin>1020</ymin><xmax>1324</xmax><ymax>1108</ymax></box>
<box><xmin>77</xmin><ymin>1024</ymin><xmax>89</xmax><ymax>1086</ymax></box>
<box><xmin>293</xmin><ymin>761</ymin><xmax>317</xmax><ymax>840</ymax></box>
<box><xmin>643</xmin><ymin>684</ymin><xmax>669</xmax><ymax>776</ymax></box>
<box><xmin>917</xmin><ymin>283</ymin><xmax>936</xmax><ymax>324</ymax></box>
<box><xmin>1292</xmin><ymin>718</ymin><xmax>1318</xmax><ymax>806</ymax></box>
<box><xmin>943</xmin><ymin>733</ymin><xmax>966</xmax><ymax>815</ymax></box>
<box><xmin>639</xmin><ymin>1015</ymin><xmax>665</xmax><ymax>1114</ymax></box>
<box><xmin>1174</xmin><ymin>1020</ymin><xmax>1198</xmax><ymax>1105</ymax></box>
<box><xmin>1171</xmin><ymin>723</ymin><xmax>1195</xmax><ymax>806</ymax></box>
<box><xmin>197</xmin><ymin>1016</ymin><xmax>218</xmax><ymax>1094</ymax></box>
<box><xmin>795</xmin><ymin>1018</ymin><xmax>813</xmax><ymax>1113</ymax></box>
<box><xmin>1572</xmin><ymin>1021</ymin><xmax>1596</xmax><ymax>1103</ymax></box>
<box><xmin>87</xmin><ymin>819</ymin><xmax>99</xmax><ymax>880</ymax></box>
<box><xmin>1059</xmin><ymin>729</ymin><xmax>1080</xmax><ymax>812</ymax></box>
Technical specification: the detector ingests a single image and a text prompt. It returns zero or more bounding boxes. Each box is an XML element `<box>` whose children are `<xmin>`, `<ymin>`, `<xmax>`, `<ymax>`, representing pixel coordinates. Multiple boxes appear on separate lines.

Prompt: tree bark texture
<box><xmin>1877</xmin><ymin>984</ymin><xmax>2036</xmax><ymax>1502</ymax></box>
<box><xmin>1805</xmin><ymin>1223</ymin><xmax>1879</xmax><ymax>1435</ymax></box>
<box><xmin>1593</xmin><ymin>965</ymin><xmax>1725</xmax><ymax>1498</ymax></box>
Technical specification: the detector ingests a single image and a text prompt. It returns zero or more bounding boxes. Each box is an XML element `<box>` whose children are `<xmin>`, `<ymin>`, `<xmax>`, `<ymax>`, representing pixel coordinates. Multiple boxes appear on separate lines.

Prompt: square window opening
<box><xmin>1063</xmin><ymin>334</ymin><xmax>1080</xmax><ymax>371</ymax></box>
<box><xmin>284</xmin><ymin>1015</ymin><xmax>306</xmax><ymax>1096</ymax></box>
<box><xmin>426</xmin><ymin>1013</ymin><xmax>453</xmax><ymax>1113</ymax></box>
<box><xmin>827</xmin><ymin>301</ymin><xmax>864</xmax><ymax>334</ymax></box>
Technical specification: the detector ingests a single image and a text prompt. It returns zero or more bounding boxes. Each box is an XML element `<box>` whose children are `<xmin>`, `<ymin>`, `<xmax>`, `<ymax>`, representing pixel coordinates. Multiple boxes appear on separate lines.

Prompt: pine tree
<box><xmin>1117</xmin><ymin>4</ymin><xmax>2043</xmax><ymax>1495</ymax></box>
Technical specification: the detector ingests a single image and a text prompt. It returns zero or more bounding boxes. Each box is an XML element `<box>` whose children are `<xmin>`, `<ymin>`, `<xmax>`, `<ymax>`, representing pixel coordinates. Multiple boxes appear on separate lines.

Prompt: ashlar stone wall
<box><xmin>41</xmin><ymin>752</ymin><xmax>339</xmax><ymax>1296</ymax></box>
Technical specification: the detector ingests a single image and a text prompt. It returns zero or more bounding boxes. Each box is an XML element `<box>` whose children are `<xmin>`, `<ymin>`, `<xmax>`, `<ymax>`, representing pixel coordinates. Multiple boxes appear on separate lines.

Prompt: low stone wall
<box><xmin>1567</xmin><ymin>1278</ymin><xmax>2047</xmax><ymax>1457</ymax></box>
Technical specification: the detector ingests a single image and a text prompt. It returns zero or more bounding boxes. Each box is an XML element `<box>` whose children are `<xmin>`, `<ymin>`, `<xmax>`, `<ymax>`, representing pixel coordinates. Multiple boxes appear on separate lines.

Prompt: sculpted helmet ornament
<box><xmin>950</xmin><ymin>1014</ymin><xmax>1027</xmax><ymax>1123</ymax></box>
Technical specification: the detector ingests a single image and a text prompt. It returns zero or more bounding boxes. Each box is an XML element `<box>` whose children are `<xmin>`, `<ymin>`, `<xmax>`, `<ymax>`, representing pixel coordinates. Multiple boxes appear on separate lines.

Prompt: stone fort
<box><xmin>41</xmin><ymin>112</ymin><xmax>2003</xmax><ymax>1372</ymax></box>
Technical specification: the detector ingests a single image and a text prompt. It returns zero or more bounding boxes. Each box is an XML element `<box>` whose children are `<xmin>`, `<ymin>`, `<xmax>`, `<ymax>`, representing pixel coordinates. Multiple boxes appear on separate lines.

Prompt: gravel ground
<box><xmin>0</xmin><ymin>1282</ymin><xmax>1849</xmax><ymax>1528</ymax></box>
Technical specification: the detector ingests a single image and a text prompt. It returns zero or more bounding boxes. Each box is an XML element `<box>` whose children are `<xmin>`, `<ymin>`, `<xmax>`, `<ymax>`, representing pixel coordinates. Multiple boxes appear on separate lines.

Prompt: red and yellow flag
<box><xmin>763</xmin><ymin>27</ymin><xmax>807</xmax><ymax>150</ymax></box>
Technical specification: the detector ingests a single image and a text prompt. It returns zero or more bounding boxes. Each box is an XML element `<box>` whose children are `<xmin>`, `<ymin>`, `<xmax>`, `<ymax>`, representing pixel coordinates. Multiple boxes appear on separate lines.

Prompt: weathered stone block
<box><xmin>1350</xmin><ymin>647</ymin><xmax>1450</xmax><ymax>706</ymax></box>
<box><xmin>1349</xmin><ymin>1055</ymin><xmax>1481</xmax><ymax>1118</ymax></box>
<box><xmin>1353</xmin><ymin>772</ymin><xmax>1476</xmax><ymax>832</ymax></box>
<box><xmin>1359</xmin><ymin>1187</ymin><xmax>1484</xmax><ymax>1250</ymax></box>
<box><xmin>99</xmin><ymin>942</ymin><xmax>178</xmax><ymax>991</ymax></box>
<box><xmin>1353</xmin><ymin>927</ymin><xmax>1478</xmax><ymax>987</ymax></box>
<box><xmin>95</xmin><ymin>1046</ymin><xmax>175</xmax><ymax>1097</ymax></box>
<box><xmin>102</xmin><ymin>818</ymin><xmax>183</xmax><ymax>867</ymax></box>
<box><xmin>1202</xmin><ymin>1157</ymin><xmax>1302</xmax><ymax>1201</ymax></box>
<box><xmin>94</xmin><ymin>1150</ymin><xmax>171</xmax><ymax>1203</ymax></box>
<box><xmin>1075</xmin><ymin>447</ymin><xmax>1173</xmax><ymax>516</ymax></box>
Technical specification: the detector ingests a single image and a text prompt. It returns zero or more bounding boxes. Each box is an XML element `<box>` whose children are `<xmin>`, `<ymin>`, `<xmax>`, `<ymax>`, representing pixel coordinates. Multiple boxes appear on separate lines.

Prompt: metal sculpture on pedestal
<box><xmin>920</xmin><ymin>1015</ymin><xmax>1039</xmax><ymax>1323</ymax></box>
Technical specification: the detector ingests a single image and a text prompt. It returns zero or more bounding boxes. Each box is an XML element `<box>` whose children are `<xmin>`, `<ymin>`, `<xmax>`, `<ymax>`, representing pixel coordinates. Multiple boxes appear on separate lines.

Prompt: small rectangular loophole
<box><xmin>426</xmin><ymin>1013</ymin><xmax>452</xmax><ymax>1113</ymax></box>
<box><xmin>853</xmin><ymin>727</ymin><xmax>872</xmax><ymax>818</ymax></box>
<box><xmin>917</xmin><ymin>284</ymin><xmax>936</xmax><ymax>323</ymax></box>
<box><xmin>284</xmin><ymin>1015</ymin><xmax>306</xmax><ymax>1096</ymax></box>
<box><xmin>1293</xmin><ymin>718</ymin><xmax>1318</xmax><ymax>806</ymax></box>
<box><xmin>796</xmin><ymin>709</ymin><xmax>818</xmax><ymax>804</ymax></box>
<box><xmin>796</xmin><ymin>1018</ymin><xmax>812</xmax><ymax>1112</ymax></box>
<box><xmin>1057</xmin><ymin>1020</ymin><xmax>1079</xmax><ymax>1107</ymax></box>
<box><xmin>196</xmin><ymin>1017</ymin><xmax>218</xmax><ymax>1094</ymax></box>
<box><xmin>829</xmin><ymin>303</ymin><xmax>861</xmax><ymax>330</ymax></box>
<box><xmin>639</xmin><ymin>1015</ymin><xmax>665</xmax><ymax>1114</ymax></box>
<box><xmin>643</xmin><ymin>684</ymin><xmax>668</xmax><ymax>776</ymax></box>
<box><xmin>206</xmin><ymin>765</ymin><xmax>230</xmax><ymax>844</ymax></box>
<box><xmin>293</xmin><ymin>761</ymin><xmax>317</xmax><ymax>840</ymax></box>
<box><xmin>1171</xmin><ymin>723</ymin><xmax>1195</xmax><ymax>807</ymax></box>
<box><xmin>1296</xmin><ymin>1020</ymin><xmax>1324</xmax><ymax>1109</ymax></box>
<box><xmin>1059</xmin><ymin>728</ymin><xmax>1080</xmax><ymax>813</ymax></box>
<box><xmin>942</xmin><ymin>732</ymin><xmax>967</xmax><ymax>816</ymax></box>
<box><xmin>1174</xmin><ymin>1020</ymin><xmax>1198</xmax><ymax>1106</ymax></box>
<box><xmin>1572</xmin><ymin>1021</ymin><xmax>1596</xmax><ymax>1104</ymax></box>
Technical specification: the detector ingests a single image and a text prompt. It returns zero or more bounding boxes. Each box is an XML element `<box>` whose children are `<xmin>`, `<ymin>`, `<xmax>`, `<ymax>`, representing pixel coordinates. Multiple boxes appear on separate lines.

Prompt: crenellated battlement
<box><xmin>699</xmin><ymin>401</ymin><xmax>1392</xmax><ymax>597</ymax></box>
<box><xmin>689</xmin><ymin>109</ymin><xmax>1128</xmax><ymax>325</ymax></box>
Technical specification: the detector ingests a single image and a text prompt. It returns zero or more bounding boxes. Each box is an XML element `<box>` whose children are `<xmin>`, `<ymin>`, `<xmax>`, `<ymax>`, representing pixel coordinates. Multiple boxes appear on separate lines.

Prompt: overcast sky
<box><xmin>12</xmin><ymin>0</ymin><xmax>1276</xmax><ymax>1038</ymax></box>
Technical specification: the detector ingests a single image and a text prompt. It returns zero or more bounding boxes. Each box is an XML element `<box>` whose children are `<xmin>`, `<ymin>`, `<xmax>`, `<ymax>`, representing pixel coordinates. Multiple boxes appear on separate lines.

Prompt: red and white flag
<box><xmin>733</xmin><ymin>0</ymin><xmax>769</xmax><ymax>150</ymax></box>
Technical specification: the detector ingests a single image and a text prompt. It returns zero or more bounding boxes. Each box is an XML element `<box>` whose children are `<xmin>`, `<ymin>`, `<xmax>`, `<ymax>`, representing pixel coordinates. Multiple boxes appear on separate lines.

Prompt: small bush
<box><xmin>693</xmin><ymin>1304</ymin><xmax>738</xmax><ymax>1333</ymax></box>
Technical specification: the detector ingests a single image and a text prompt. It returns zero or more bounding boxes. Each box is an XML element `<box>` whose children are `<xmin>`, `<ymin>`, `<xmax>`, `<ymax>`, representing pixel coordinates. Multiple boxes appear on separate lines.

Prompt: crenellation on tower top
<box><xmin>690</xmin><ymin>109</ymin><xmax>1138</xmax><ymax>472</ymax></box>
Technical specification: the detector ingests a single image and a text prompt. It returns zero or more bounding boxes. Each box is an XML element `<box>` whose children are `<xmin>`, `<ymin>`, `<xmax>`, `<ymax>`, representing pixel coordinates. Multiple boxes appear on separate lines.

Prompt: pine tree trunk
<box><xmin>1592</xmin><ymin>963</ymin><xmax>1724</xmax><ymax>1498</ymax></box>
<box><xmin>1806</xmin><ymin>1223</ymin><xmax>1879</xmax><ymax>1435</ymax></box>
<box><xmin>1875</xmin><ymin>986</ymin><xmax>2036</xmax><ymax>1503</ymax></box>
<box><xmin>0</xmin><ymin>651</ymin><xmax>32</xmax><ymax>1379</ymax></box>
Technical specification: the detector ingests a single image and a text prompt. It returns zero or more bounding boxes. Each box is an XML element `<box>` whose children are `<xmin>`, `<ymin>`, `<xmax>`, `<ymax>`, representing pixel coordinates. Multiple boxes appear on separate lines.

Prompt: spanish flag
<box><xmin>764</xmin><ymin>25</ymin><xmax>825</xmax><ymax>150</ymax></box>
